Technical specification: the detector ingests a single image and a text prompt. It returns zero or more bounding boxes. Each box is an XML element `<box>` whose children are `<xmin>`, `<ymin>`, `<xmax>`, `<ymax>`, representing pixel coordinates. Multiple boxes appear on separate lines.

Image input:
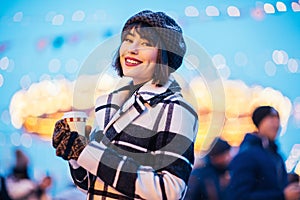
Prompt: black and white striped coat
<box><xmin>69</xmin><ymin>76</ymin><xmax>198</xmax><ymax>200</ymax></box>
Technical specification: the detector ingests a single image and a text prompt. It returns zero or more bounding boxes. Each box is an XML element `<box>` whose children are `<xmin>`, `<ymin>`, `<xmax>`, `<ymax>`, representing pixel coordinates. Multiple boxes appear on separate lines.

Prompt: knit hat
<box><xmin>252</xmin><ymin>106</ymin><xmax>279</xmax><ymax>128</ymax></box>
<box><xmin>208</xmin><ymin>138</ymin><xmax>231</xmax><ymax>157</ymax></box>
<box><xmin>122</xmin><ymin>10</ymin><xmax>186</xmax><ymax>71</ymax></box>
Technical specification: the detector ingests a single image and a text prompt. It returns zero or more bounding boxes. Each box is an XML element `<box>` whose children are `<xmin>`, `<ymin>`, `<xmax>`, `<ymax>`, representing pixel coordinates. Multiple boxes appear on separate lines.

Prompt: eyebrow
<box><xmin>124</xmin><ymin>31</ymin><xmax>150</xmax><ymax>42</ymax></box>
<box><xmin>125</xmin><ymin>32</ymin><xmax>135</xmax><ymax>37</ymax></box>
<box><xmin>123</xmin><ymin>29</ymin><xmax>156</xmax><ymax>46</ymax></box>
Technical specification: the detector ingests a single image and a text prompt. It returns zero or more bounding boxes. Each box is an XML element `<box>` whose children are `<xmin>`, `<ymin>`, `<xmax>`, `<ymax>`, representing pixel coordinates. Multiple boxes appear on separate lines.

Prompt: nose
<box><xmin>127</xmin><ymin>42</ymin><xmax>139</xmax><ymax>54</ymax></box>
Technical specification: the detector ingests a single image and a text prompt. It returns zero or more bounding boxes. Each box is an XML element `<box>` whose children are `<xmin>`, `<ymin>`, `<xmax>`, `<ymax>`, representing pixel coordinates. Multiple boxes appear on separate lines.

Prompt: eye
<box><xmin>141</xmin><ymin>39</ymin><xmax>154</xmax><ymax>47</ymax></box>
<box><xmin>123</xmin><ymin>38</ymin><xmax>133</xmax><ymax>43</ymax></box>
<box><xmin>141</xmin><ymin>42</ymin><xmax>152</xmax><ymax>47</ymax></box>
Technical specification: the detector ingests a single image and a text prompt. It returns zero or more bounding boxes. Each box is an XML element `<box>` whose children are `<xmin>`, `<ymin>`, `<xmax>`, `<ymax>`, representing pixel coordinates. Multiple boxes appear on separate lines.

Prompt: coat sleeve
<box><xmin>228</xmin><ymin>152</ymin><xmax>285</xmax><ymax>200</ymax></box>
<box><xmin>68</xmin><ymin>159</ymin><xmax>89</xmax><ymax>192</ymax></box>
<box><xmin>68</xmin><ymin>124</ymin><xmax>104</xmax><ymax>192</ymax></box>
<box><xmin>77</xmin><ymin>102</ymin><xmax>198</xmax><ymax>200</ymax></box>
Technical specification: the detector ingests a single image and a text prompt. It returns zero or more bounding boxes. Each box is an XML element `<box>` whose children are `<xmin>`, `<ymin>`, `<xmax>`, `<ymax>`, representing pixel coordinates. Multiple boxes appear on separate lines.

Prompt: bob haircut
<box><xmin>112</xmin><ymin>22</ymin><xmax>173</xmax><ymax>87</ymax></box>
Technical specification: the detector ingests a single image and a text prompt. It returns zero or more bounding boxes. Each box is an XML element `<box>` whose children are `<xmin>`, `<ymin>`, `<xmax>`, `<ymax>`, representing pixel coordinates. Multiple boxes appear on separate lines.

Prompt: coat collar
<box><xmin>241</xmin><ymin>133</ymin><xmax>278</xmax><ymax>153</ymax></box>
<box><xmin>102</xmin><ymin>75</ymin><xmax>180</xmax><ymax>142</ymax></box>
<box><xmin>111</xmin><ymin>74</ymin><xmax>178</xmax><ymax>108</ymax></box>
<box><xmin>137</xmin><ymin>75</ymin><xmax>175</xmax><ymax>98</ymax></box>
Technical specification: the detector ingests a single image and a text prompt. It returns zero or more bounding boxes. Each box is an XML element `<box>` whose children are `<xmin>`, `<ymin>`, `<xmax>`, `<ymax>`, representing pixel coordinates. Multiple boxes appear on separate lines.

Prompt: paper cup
<box><xmin>62</xmin><ymin>111</ymin><xmax>88</xmax><ymax>136</ymax></box>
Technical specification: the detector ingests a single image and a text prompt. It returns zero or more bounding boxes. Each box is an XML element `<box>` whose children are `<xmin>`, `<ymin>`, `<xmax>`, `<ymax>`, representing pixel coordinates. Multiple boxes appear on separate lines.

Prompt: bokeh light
<box><xmin>48</xmin><ymin>58</ymin><xmax>61</xmax><ymax>73</ymax></box>
<box><xmin>227</xmin><ymin>6</ymin><xmax>240</xmax><ymax>17</ymax></box>
<box><xmin>5</xmin><ymin>58</ymin><xmax>15</xmax><ymax>72</ymax></box>
<box><xmin>264</xmin><ymin>3</ymin><xmax>275</xmax><ymax>14</ymax></box>
<box><xmin>206</xmin><ymin>6</ymin><xmax>220</xmax><ymax>17</ymax></box>
<box><xmin>21</xmin><ymin>133</ymin><xmax>33</xmax><ymax>148</ymax></box>
<box><xmin>0</xmin><ymin>42</ymin><xmax>8</xmax><ymax>54</ymax></box>
<box><xmin>234</xmin><ymin>52</ymin><xmax>248</xmax><ymax>67</ymax></box>
<box><xmin>212</xmin><ymin>54</ymin><xmax>226</xmax><ymax>69</ymax></box>
<box><xmin>0</xmin><ymin>56</ymin><xmax>9</xmax><ymax>70</ymax></box>
<box><xmin>39</xmin><ymin>74</ymin><xmax>52</xmax><ymax>82</ymax></box>
<box><xmin>13</xmin><ymin>12</ymin><xmax>23</xmax><ymax>22</ymax></box>
<box><xmin>293</xmin><ymin>97</ymin><xmax>300</xmax><ymax>128</ymax></box>
<box><xmin>251</xmin><ymin>7</ymin><xmax>265</xmax><ymax>20</ymax></box>
<box><xmin>65</xmin><ymin>58</ymin><xmax>79</xmax><ymax>74</ymax></box>
<box><xmin>0</xmin><ymin>74</ymin><xmax>4</xmax><ymax>87</ymax></box>
<box><xmin>218</xmin><ymin>65</ymin><xmax>231</xmax><ymax>79</ymax></box>
<box><xmin>10</xmin><ymin>132</ymin><xmax>21</xmax><ymax>146</ymax></box>
<box><xmin>272</xmin><ymin>50</ymin><xmax>289</xmax><ymax>65</ymax></box>
<box><xmin>36</xmin><ymin>38</ymin><xmax>48</xmax><ymax>51</ymax></box>
<box><xmin>20</xmin><ymin>74</ymin><xmax>32</xmax><ymax>89</ymax></box>
<box><xmin>211</xmin><ymin>53</ymin><xmax>231</xmax><ymax>78</ymax></box>
<box><xmin>52</xmin><ymin>36</ymin><xmax>64</xmax><ymax>48</ymax></box>
<box><xmin>72</xmin><ymin>10</ymin><xmax>85</xmax><ymax>21</ymax></box>
<box><xmin>287</xmin><ymin>58</ymin><xmax>299</xmax><ymax>73</ymax></box>
<box><xmin>276</xmin><ymin>2</ymin><xmax>287</xmax><ymax>12</ymax></box>
<box><xmin>265</xmin><ymin>61</ymin><xmax>277</xmax><ymax>76</ymax></box>
<box><xmin>1</xmin><ymin>110</ymin><xmax>11</xmax><ymax>125</ymax></box>
<box><xmin>292</xmin><ymin>2</ymin><xmax>300</xmax><ymax>12</ymax></box>
<box><xmin>52</xmin><ymin>14</ymin><xmax>64</xmax><ymax>25</ymax></box>
<box><xmin>185</xmin><ymin>6</ymin><xmax>199</xmax><ymax>17</ymax></box>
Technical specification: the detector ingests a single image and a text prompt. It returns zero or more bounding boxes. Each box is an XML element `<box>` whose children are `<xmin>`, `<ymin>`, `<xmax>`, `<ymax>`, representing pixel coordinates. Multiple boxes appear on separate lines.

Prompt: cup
<box><xmin>62</xmin><ymin>111</ymin><xmax>88</xmax><ymax>137</ymax></box>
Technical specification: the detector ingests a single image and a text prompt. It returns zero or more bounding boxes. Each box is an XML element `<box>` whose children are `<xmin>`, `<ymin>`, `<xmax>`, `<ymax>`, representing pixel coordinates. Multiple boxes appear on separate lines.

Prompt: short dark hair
<box><xmin>252</xmin><ymin>106</ymin><xmax>279</xmax><ymax>128</ymax></box>
<box><xmin>112</xmin><ymin>22</ymin><xmax>173</xmax><ymax>86</ymax></box>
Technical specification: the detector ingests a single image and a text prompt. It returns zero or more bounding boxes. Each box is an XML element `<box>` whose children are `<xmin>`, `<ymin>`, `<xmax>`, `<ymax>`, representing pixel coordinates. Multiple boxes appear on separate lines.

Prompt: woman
<box><xmin>52</xmin><ymin>10</ymin><xmax>198</xmax><ymax>200</ymax></box>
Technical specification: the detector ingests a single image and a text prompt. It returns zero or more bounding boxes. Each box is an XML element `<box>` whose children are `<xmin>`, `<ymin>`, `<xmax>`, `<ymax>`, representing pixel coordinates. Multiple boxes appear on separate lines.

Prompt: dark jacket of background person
<box><xmin>228</xmin><ymin>133</ymin><xmax>288</xmax><ymax>200</ymax></box>
<box><xmin>0</xmin><ymin>175</ymin><xmax>11</xmax><ymax>200</ymax></box>
<box><xmin>185</xmin><ymin>138</ymin><xmax>231</xmax><ymax>200</ymax></box>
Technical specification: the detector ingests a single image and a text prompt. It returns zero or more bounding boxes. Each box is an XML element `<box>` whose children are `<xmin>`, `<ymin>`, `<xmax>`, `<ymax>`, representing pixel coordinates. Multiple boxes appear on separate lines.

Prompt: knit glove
<box><xmin>52</xmin><ymin>119</ymin><xmax>88</xmax><ymax>160</ymax></box>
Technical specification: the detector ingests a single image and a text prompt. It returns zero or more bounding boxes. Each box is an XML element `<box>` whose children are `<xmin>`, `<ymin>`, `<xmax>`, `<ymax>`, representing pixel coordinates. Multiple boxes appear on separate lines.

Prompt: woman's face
<box><xmin>119</xmin><ymin>28</ymin><xmax>158</xmax><ymax>85</ymax></box>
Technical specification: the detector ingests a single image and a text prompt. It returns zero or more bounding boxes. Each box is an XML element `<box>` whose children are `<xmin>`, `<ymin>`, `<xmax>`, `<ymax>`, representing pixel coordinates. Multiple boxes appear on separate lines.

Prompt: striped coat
<box><xmin>69</xmin><ymin>76</ymin><xmax>198</xmax><ymax>200</ymax></box>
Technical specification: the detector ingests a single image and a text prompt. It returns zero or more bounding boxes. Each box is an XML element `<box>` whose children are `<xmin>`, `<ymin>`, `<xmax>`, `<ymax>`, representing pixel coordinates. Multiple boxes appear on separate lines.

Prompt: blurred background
<box><xmin>1</xmin><ymin>0</ymin><xmax>300</xmax><ymax>198</ymax></box>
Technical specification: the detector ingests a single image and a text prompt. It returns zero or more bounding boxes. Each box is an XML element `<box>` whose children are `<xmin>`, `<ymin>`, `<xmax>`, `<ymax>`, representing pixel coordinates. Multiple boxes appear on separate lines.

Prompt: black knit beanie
<box><xmin>252</xmin><ymin>106</ymin><xmax>279</xmax><ymax>128</ymax></box>
<box><xmin>208</xmin><ymin>138</ymin><xmax>231</xmax><ymax>157</ymax></box>
<box><xmin>122</xmin><ymin>10</ymin><xmax>186</xmax><ymax>71</ymax></box>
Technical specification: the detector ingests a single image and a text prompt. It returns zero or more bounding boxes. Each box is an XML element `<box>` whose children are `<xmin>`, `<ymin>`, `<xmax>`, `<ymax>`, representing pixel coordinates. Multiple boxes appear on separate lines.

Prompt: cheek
<box><xmin>145</xmin><ymin>49</ymin><xmax>158</xmax><ymax>63</ymax></box>
<box><xmin>119</xmin><ymin>45</ymin><xmax>126</xmax><ymax>56</ymax></box>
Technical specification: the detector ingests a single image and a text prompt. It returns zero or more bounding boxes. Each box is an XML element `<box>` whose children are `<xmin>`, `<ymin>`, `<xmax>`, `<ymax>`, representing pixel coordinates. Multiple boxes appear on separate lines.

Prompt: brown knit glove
<box><xmin>52</xmin><ymin>119</ymin><xmax>87</xmax><ymax>160</ymax></box>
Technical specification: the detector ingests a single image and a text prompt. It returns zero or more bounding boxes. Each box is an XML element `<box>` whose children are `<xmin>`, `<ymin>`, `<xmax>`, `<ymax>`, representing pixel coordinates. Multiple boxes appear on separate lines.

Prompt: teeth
<box><xmin>126</xmin><ymin>58</ymin><xmax>139</xmax><ymax>64</ymax></box>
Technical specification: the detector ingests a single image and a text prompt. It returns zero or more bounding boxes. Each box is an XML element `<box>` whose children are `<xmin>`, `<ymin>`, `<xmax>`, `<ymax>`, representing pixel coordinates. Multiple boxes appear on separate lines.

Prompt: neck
<box><xmin>258</xmin><ymin>135</ymin><xmax>270</xmax><ymax>148</ymax></box>
<box><xmin>133</xmin><ymin>78</ymin><xmax>151</xmax><ymax>85</ymax></box>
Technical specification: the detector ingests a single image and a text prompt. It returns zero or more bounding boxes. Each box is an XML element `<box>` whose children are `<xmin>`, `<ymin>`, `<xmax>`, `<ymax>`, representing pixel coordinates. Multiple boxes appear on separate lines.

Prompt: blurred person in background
<box><xmin>228</xmin><ymin>106</ymin><xmax>300</xmax><ymax>200</ymax></box>
<box><xmin>52</xmin><ymin>10</ymin><xmax>198</xmax><ymax>200</ymax></box>
<box><xmin>184</xmin><ymin>137</ymin><xmax>232</xmax><ymax>200</ymax></box>
<box><xmin>0</xmin><ymin>174</ymin><xmax>11</xmax><ymax>200</ymax></box>
<box><xmin>5</xmin><ymin>149</ymin><xmax>52</xmax><ymax>200</ymax></box>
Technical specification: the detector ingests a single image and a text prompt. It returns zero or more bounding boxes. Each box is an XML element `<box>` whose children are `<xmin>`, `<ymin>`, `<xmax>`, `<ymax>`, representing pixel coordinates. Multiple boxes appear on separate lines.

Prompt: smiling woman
<box><xmin>52</xmin><ymin>10</ymin><xmax>198</xmax><ymax>200</ymax></box>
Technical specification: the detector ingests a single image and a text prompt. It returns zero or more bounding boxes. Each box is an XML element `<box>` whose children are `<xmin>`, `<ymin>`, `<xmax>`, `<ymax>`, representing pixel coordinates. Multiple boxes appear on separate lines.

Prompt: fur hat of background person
<box><xmin>123</xmin><ymin>10</ymin><xmax>186</xmax><ymax>71</ymax></box>
<box><xmin>252</xmin><ymin>106</ymin><xmax>279</xmax><ymax>128</ymax></box>
<box><xmin>208</xmin><ymin>138</ymin><xmax>231</xmax><ymax>157</ymax></box>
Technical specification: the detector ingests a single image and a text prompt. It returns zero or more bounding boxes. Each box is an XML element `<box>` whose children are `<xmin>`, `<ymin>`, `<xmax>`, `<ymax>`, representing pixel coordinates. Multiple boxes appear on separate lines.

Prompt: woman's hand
<box><xmin>52</xmin><ymin>119</ymin><xmax>88</xmax><ymax>160</ymax></box>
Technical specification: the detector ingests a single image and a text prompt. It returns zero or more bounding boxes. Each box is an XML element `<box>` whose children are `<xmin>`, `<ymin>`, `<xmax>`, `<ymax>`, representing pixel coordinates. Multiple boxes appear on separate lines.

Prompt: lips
<box><xmin>124</xmin><ymin>57</ymin><xmax>142</xmax><ymax>67</ymax></box>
